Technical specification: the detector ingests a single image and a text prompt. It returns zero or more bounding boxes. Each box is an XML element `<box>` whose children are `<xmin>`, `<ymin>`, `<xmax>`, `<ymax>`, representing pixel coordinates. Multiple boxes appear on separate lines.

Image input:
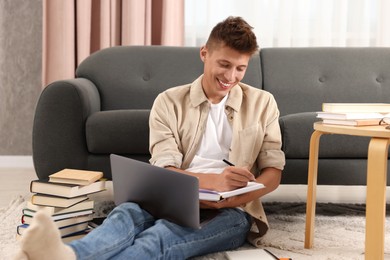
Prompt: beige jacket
<box><xmin>149</xmin><ymin>75</ymin><xmax>285</xmax><ymax>246</ymax></box>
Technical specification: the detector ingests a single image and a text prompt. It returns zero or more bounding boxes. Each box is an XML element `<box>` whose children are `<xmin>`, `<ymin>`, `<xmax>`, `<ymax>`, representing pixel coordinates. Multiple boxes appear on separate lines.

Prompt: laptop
<box><xmin>110</xmin><ymin>154</ymin><xmax>203</xmax><ymax>229</ymax></box>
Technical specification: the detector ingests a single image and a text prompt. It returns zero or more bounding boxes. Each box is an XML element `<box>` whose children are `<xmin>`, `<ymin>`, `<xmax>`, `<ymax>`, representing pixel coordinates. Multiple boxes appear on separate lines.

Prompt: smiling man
<box><xmin>15</xmin><ymin>17</ymin><xmax>285</xmax><ymax>260</ymax></box>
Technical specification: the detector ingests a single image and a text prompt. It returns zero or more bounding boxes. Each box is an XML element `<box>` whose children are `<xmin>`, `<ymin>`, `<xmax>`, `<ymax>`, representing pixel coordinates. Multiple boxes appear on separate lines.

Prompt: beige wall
<box><xmin>0</xmin><ymin>0</ymin><xmax>42</xmax><ymax>155</ymax></box>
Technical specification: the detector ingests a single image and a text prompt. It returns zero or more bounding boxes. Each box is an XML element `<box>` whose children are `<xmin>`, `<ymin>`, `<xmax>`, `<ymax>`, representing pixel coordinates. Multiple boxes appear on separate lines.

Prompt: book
<box><xmin>322</xmin><ymin>118</ymin><xmax>382</xmax><ymax>126</ymax></box>
<box><xmin>49</xmin><ymin>169</ymin><xmax>103</xmax><ymax>186</ymax></box>
<box><xmin>322</xmin><ymin>103</ymin><xmax>390</xmax><ymax>113</ymax></box>
<box><xmin>316</xmin><ymin>111</ymin><xmax>385</xmax><ymax>120</ymax></box>
<box><xmin>88</xmin><ymin>217</ymin><xmax>106</xmax><ymax>228</ymax></box>
<box><xmin>30</xmin><ymin>193</ymin><xmax>89</xmax><ymax>208</ymax></box>
<box><xmin>17</xmin><ymin>221</ymin><xmax>89</xmax><ymax>237</ymax></box>
<box><xmin>61</xmin><ymin>228</ymin><xmax>92</xmax><ymax>243</ymax></box>
<box><xmin>22</xmin><ymin>208</ymin><xmax>94</xmax><ymax>221</ymax></box>
<box><xmin>199</xmin><ymin>182</ymin><xmax>265</xmax><ymax>201</ymax></box>
<box><xmin>15</xmin><ymin>228</ymin><xmax>92</xmax><ymax>243</ymax></box>
<box><xmin>24</xmin><ymin>199</ymin><xmax>94</xmax><ymax>215</ymax></box>
<box><xmin>30</xmin><ymin>179</ymin><xmax>106</xmax><ymax>198</ymax></box>
<box><xmin>226</xmin><ymin>248</ymin><xmax>290</xmax><ymax>260</ymax></box>
<box><xmin>21</xmin><ymin>214</ymin><xmax>93</xmax><ymax>228</ymax></box>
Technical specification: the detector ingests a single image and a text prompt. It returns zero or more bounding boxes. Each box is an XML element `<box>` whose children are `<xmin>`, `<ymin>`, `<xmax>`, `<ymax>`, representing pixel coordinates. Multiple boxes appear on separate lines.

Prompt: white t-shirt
<box><xmin>186</xmin><ymin>94</ymin><xmax>232</xmax><ymax>174</ymax></box>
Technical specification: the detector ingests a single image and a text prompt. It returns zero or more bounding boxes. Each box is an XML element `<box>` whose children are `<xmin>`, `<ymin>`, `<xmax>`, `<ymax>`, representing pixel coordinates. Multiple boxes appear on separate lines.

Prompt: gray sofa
<box><xmin>33</xmin><ymin>46</ymin><xmax>390</xmax><ymax>186</ymax></box>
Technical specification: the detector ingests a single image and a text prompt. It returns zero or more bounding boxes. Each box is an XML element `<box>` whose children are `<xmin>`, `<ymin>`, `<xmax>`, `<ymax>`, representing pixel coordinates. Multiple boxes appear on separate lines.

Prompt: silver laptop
<box><xmin>110</xmin><ymin>154</ymin><xmax>202</xmax><ymax>229</ymax></box>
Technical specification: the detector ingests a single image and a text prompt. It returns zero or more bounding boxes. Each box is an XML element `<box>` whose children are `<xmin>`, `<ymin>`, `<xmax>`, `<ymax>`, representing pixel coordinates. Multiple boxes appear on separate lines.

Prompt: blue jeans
<box><xmin>69</xmin><ymin>202</ymin><xmax>251</xmax><ymax>259</ymax></box>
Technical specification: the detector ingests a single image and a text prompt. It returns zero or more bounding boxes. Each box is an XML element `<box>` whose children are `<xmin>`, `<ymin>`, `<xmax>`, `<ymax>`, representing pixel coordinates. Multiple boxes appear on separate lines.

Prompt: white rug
<box><xmin>1</xmin><ymin>194</ymin><xmax>389</xmax><ymax>260</ymax></box>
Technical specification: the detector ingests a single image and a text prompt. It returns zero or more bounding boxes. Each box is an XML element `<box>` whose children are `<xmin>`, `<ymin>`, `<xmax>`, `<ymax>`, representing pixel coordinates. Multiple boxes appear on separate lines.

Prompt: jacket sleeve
<box><xmin>149</xmin><ymin>93</ymin><xmax>183</xmax><ymax>168</ymax></box>
<box><xmin>258</xmin><ymin>94</ymin><xmax>285</xmax><ymax>171</ymax></box>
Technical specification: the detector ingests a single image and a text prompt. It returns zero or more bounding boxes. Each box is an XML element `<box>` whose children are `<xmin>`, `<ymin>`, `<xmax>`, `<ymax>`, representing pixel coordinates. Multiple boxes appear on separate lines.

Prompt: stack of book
<box><xmin>317</xmin><ymin>103</ymin><xmax>390</xmax><ymax>126</ymax></box>
<box><xmin>17</xmin><ymin>169</ymin><xmax>106</xmax><ymax>242</ymax></box>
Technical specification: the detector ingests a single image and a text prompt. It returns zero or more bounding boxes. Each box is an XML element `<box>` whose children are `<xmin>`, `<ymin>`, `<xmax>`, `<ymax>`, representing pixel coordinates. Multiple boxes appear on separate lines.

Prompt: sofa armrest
<box><xmin>33</xmin><ymin>78</ymin><xmax>101</xmax><ymax>180</ymax></box>
<box><xmin>280</xmin><ymin>112</ymin><xmax>371</xmax><ymax>159</ymax></box>
<box><xmin>279</xmin><ymin>112</ymin><xmax>318</xmax><ymax>158</ymax></box>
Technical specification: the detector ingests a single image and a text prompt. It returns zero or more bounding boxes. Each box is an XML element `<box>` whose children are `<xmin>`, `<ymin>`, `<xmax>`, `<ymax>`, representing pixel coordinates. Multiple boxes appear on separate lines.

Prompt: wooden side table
<box><xmin>304</xmin><ymin>122</ymin><xmax>388</xmax><ymax>260</ymax></box>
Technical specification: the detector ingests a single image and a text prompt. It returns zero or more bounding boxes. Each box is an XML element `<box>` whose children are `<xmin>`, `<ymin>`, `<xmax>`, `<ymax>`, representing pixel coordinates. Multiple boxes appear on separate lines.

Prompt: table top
<box><xmin>314</xmin><ymin>122</ymin><xmax>390</xmax><ymax>138</ymax></box>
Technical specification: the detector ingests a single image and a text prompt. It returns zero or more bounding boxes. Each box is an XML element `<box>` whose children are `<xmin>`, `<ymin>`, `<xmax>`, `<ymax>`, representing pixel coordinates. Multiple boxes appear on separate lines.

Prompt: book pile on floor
<box><xmin>316</xmin><ymin>103</ymin><xmax>390</xmax><ymax>126</ymax></box>
<box><xmin>16</xmin><ymin>169</ymin><xmax>106</xmax><ymax>242</ymax></box>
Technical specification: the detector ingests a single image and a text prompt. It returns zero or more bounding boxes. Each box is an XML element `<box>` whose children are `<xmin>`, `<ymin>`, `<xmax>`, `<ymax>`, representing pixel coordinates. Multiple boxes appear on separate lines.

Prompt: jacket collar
<box><xmin>190</xmin><ymin>74</ymin><xmax>243</xmax><ymax>112</ymax></box>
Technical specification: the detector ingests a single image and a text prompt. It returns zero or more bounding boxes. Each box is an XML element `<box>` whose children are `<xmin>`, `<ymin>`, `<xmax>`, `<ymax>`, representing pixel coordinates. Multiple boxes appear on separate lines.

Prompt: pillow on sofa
<box><xmin>86</xmin><ymin>110</ymin><xmax>150</xmax><ymax>154</ymax></box>
<box><xmin>279</xmin><ymin>112</ymin><xmax>371</xmax><ymax>159</ymax></box>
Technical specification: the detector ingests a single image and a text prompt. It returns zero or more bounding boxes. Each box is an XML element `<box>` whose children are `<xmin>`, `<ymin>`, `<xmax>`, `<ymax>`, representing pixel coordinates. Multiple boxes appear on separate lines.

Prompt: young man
<box><xmin>14</xmin><ymin>16</ymin><xmax>285</xmax><ymax>259</ymax></box>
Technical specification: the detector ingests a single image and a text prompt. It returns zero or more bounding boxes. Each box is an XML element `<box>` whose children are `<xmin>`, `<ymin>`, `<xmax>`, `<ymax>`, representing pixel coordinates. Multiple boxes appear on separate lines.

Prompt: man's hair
<box><xmin>206</xmin><ymin>16</ymin><xmax>259</xmax><ymax>55</ymax></box>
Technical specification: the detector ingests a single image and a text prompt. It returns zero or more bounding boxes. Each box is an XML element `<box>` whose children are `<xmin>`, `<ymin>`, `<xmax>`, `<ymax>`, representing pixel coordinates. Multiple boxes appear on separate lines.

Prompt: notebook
<box><xmin>110</xmin><ymin>154</ymin><xmax>202</xmax><ymax>229</ymax></box>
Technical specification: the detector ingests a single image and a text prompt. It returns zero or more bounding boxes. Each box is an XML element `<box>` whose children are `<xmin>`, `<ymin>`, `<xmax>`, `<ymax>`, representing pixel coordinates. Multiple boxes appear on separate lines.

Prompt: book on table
<box><xmin>317</xmin><ymin>104</ymin><xmax>390</xmax><ymax>126</ymax></box>
<box><xmin>30</xmin><ymin>179</ymin><xmax>106</xmax><ymax>198</ymax></box>
<box><xmin>316</xmin><ymin>111</ymin><xmax>386</xmax><ymax>120</ymax></box>
<box><xmin>49</xmin><ymin>169</ymin><xmax>103</xmax><ymax>186</ymax></box>
<box><xmin>322</xmin><ymin>103</ymin><xmax>390</xmax><ymax>113</ymax></box>
<box><xmin>321</xmin><ymin>118</ymin><xmax>383</xmax><ymax>126</ymax></box>
<box><xmin>199</xmin><ymin>182</ymin><xmax>265</xmax><ymax>201</ymax></box>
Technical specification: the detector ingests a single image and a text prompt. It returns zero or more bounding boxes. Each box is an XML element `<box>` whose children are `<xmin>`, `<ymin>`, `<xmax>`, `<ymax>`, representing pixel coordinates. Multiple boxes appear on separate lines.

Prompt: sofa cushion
<box><xmin>280</xmin><ymin>112</ymin><xmax>371</xmax><ymax>159</ymax></box>
<box><xmin>86</xmin><ymin>110</ymin><xmax>150</xmax><ymax>154</ymax></box>
<box><xmin>76</xmin><ymin>46</ymin><xmax>262</xmax><ymax>111</ymax></box>
<box><xmin>261</xmin><ymin>48</ymin><xmax>390</xmax><ymax>117</ymax></box>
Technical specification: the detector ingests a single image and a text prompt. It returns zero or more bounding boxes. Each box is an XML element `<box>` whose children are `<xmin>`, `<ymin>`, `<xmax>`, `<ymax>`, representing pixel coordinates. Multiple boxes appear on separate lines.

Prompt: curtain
<box><xmin>42</xmin><ymin>0</ymin><xmax>184</xmax><ymax>87</ymax></box>
<box><xmin>184</xmin><ymin>0</ymin><xmax>390</xmax><ymax>48</ymax></box>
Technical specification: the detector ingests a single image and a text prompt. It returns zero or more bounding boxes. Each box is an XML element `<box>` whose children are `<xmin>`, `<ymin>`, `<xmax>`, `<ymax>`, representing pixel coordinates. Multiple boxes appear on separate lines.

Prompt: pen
<box><xmin>264</xmin><ymin>248</ymin><xmax>292</xmax><ymax>260</ymax></box>
<box><xmin>222</xmin><ymin>159</ymin><xmax>235</xmax><ymax>166</ymax></box>
<box><xmin>223</xmin><ymin>159</ymin><xmax>256</xmax><ymax>182</ymax></box>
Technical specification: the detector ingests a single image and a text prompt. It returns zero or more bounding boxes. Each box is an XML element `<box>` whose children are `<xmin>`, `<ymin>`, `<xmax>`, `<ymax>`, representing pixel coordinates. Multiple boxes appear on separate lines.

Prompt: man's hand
<box><xmin>166</xmin><ymin>165</ymin><xmax>256</xmax><ymax>192</ymax></box>
<box><xmin>213</xmin><ymin>166</ymin><xmax>255</xmax><ymax>191</ymax></box>
<box><xmin>200</xmin><ymin>167</ymin><xmax>282</xmax><ymax>209</ymax></box>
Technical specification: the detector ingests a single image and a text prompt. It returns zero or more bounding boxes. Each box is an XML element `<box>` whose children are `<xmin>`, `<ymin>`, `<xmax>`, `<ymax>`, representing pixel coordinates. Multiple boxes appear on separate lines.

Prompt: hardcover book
<box><xmin>30</xmin><ymin>179</ymin><xmax>106</xmax><ymax>198</ymax></box>
<box><xmin>316</xmin><ymin>111</ymin><xmax>385</xmax><ymax>120</ymax></box>
<box><xmin>321</xmin><ymin>118</ymin><xmax>382</xmax><ymax>126</ymax></box>
<box><xmin>49</xmin><ymin>169</ymin><xmax>103</xmax><ymax>186</ymax></box>
<box><xmin>22</xmin><ymin>208</ymin><xmax>94</xmax><ymax>221</ymax></box>
<box><xmin>24</xmin><ymin>199</ymin><xmax>94</xmax><ymax>214</ymax></box>
<box><xmin>17</xmin><ymin>222</ymin><xmax>89</xmax><ymax>237</ymax></box>
<box><xmin>30</xmin><ymin>194</ymin><xmax>89</xmax><ymax>208</ymax></box>
<box><xmin>21</xmin><ymin>214</ymin><xmax>93</xmax><ymax>228</ymax></box>
<box><xmin>322</xmin><ymin>103</ymin><xmax>390</xmax><ymax>113</ymax></box>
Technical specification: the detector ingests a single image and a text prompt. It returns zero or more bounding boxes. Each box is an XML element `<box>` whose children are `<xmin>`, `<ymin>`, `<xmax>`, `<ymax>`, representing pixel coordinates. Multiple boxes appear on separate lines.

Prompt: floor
<box><xmin>0</xmin><ymin>167</ymin><xmax>37</xmax><ymax>208</ymax></box>
<box><xmin>1</xmin><ymin>165</ymin><xmax>389</xmax><ymax>208</ymax></box>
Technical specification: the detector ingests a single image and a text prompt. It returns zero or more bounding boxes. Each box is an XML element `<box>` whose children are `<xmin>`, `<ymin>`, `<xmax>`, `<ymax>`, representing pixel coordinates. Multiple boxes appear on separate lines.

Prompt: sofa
<box><xmin>32</xmin><ymin>46</ymin><xmax>390</xmax><ymax>186</ymax></box>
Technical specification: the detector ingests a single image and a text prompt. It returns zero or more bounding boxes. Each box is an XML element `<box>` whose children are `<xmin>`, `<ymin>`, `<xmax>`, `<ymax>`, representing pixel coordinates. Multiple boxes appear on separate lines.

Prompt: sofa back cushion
<box><xmin>76</xmin><ymin>46</ymin><xmax>262</xmax><ymax>111</ymax></box>
<box><xmin>261</xmin><ymin>47</ymin><xmax>390</xmax><ymax>116</ymax></box>
<box><xmin>77</xmin><ymin>46</ymin><xmax>262</xmax><ymax>155</ymax></box>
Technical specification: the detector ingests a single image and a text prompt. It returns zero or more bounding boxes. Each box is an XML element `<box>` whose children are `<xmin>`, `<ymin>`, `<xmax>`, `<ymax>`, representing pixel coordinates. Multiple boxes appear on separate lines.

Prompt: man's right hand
<box><xmin>211</xmin><ymin>166</ymin><xmax>255</xmax><ymax>191</ymax></box>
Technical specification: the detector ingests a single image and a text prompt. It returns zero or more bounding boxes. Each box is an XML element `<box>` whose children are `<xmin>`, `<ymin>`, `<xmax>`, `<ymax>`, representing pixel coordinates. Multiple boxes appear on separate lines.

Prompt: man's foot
<box><xmin>13</xmin><ymin>210</ymin><xmax>77</xmax><ymax>260</ymax></box>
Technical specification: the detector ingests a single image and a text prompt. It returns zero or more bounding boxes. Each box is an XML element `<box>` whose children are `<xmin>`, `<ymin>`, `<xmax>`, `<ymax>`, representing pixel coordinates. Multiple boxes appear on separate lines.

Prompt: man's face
<box><xmin>200</xmin><ymin>44</ymin><xmax>251</xmax><ymax>104</ymax></box>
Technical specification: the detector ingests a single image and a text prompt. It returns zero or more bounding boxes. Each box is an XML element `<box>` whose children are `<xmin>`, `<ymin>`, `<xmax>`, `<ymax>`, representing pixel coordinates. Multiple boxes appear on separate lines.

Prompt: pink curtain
<box><xmin>42</xmin><ymin>0</ymin><xmax>184</xmax><ymax>87</ymax></box>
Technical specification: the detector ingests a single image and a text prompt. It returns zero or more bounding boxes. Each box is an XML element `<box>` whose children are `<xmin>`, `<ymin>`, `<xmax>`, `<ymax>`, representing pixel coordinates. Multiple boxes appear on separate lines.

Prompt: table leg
<box><xmin>365</xmin><ymin>137</ymin><xmax>388</xmax><ymax>260</ymax></box>
<box><xmin>305</xmin><ymin>130</ymin><xmax>323</xmax><ymax>249</ymax></box>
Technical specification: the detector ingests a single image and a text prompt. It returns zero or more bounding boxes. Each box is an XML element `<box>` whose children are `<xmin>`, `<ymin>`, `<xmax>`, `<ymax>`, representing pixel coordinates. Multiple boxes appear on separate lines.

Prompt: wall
<box><xmin>0</xmin><ymin>0</ymin><xmax>42</xmax><ymax>155</ymax></box>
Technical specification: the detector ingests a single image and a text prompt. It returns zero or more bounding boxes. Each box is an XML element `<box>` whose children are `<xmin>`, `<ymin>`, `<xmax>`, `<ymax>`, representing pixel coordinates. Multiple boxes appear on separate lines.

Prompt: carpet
<box><xmin>1</xmin><ymin>194</ymin><xmax>389</xmax><ymax>260</ymax></box>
